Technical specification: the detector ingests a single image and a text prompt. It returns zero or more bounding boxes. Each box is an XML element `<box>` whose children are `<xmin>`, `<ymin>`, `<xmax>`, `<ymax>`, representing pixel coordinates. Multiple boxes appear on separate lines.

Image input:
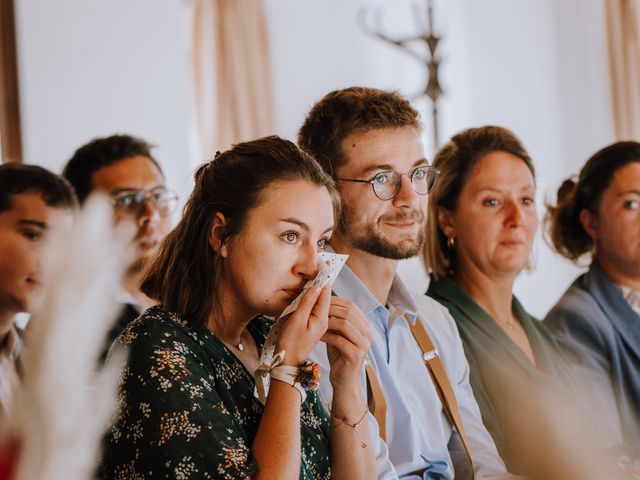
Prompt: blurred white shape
<box><xmin>0</xmin><ymin>194</ymin><xmax>133</xmax><ymax>480</ymax></box>
<box><xmin>12</xmin><ymin>314</ymin><xmax>29</xmax><ymax>331</ymax></box>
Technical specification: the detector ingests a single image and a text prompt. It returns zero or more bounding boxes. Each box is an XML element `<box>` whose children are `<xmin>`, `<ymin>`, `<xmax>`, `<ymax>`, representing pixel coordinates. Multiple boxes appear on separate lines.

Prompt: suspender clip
<box><xmin>422</xmin><ymin>349</ymin><xmax>439</xmax><ymax>362</ymax></box>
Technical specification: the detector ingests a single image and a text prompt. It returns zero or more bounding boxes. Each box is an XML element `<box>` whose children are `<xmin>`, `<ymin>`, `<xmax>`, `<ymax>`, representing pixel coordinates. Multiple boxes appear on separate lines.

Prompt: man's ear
<box><xmin>579</xmin><ymin>208</ymin><xmax>598</xmax><ymax>242</ymax></box>
<box><xmin>209</xmin><ymin>212</ymin><xmax>229</xmax><ymax>257</ymax></box>
<box><xmin>437</xmin><ymin>207</ymin><xmax>456</xmax><ymax>239</ymax></box>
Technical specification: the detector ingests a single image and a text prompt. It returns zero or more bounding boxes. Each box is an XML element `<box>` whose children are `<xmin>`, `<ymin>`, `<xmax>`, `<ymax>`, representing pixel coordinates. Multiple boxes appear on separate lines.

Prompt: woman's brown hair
<box><xmin>545</xmin><ymin>141</ymin><xmax>640</xmax><ymax>263</ymax></box>
<box><xmin>141</xmin><ymin>136</ymin><xmax>340</xmax><ymax>327</ymax></box>
<box><xmin>423</xmin><ymin>126</ymin><xmax>535</xmax><ymax>279</ymax></box>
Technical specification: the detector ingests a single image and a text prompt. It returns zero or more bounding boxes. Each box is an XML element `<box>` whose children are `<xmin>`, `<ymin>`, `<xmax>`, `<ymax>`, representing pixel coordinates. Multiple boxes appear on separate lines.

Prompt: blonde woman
<box><xmin>424</xmin><ymin>126</ymin><xmax>625</xmax><ymax>479</ymax></box>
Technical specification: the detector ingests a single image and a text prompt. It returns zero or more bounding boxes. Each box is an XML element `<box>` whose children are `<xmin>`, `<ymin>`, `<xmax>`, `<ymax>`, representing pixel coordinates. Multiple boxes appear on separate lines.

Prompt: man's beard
<box><xmin>339</xmin><ymin>205</ymin><xmax>426</xmax><ymax>260</ymax></box>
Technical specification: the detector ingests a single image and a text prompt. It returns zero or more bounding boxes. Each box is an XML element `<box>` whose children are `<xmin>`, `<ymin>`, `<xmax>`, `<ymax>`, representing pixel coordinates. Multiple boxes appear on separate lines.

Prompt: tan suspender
<box><xmin>407</xmin><ymin>316</ymin><xmax>475</xmax><ymax>475</ymax></box>
<box><xmin>365</xmin><ymin>362</ymin><xmax>387</xmax><ymax>440</ymax></box>
<box><xmin>364</xmin><ymin>315</ymin><xmax>475</xmax><ymax>477</ymax></box>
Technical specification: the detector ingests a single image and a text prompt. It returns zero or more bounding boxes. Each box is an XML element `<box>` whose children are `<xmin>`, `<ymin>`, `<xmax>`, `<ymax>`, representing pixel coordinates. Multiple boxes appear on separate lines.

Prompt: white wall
<box><xmin>14</xmin><ymin>0</ymin><xmax>197</xmax><ymax>199</ymax></box>
<box><xmin>264</xmin><ymin>0</ymin><xmax>614</xmax><ymax>317</ymax></box>
<box><xmin>14</xmin><ymin>0</ymin><xmax>614</xmax><ymax>317</ymax></box>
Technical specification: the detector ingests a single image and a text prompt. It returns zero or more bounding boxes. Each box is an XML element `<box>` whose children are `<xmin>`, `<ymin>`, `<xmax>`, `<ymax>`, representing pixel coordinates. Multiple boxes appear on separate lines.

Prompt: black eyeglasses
<box><xmin>111</xmin><ymin>186</ymin><xmax>179</xmax><ymax>217</ymax></box>
<box><xmin>337</xmin><ymin>165</ymin><xmax>439</xmax><ymax>201</ymax></box>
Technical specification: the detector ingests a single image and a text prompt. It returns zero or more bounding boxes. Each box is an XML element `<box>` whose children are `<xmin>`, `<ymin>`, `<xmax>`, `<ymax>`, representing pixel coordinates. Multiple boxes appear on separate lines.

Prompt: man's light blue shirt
<box><xmin>310</xmin><ymin>264</ymin><xmax>513</xmax><ymax>479</ymax></box>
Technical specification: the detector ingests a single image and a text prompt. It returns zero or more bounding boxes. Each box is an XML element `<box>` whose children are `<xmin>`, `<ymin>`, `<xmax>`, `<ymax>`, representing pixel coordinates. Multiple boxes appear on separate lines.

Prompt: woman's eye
<box><xmin>317</xmin><ymin>238</ymin><xmax>329</xmax><ymax>250</ymax></box>
<box><xmin>623</xmin><ymin>199</ymin><xmax>640</xmax><ymax>210</ymax></box>
<box><xmin>283</xmin><ymin>232</ymin><xmax>299</xmax><ymax>244</ymax></box>
<box><xmin>522</xmin><ymin>196</ymin><xmax>535</xmax><ymax>206</ymax></box>
<box><xmin>483</xmin><ymin>198</ymin><xmax>499</xmax><ymax>207</ymax></box>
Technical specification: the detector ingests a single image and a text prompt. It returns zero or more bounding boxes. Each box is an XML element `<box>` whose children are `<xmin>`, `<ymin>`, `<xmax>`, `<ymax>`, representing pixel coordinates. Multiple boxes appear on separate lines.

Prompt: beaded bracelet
<box><xmin>330</xmin><ymin>406</ymin><xmax>369</xmax><ymax>448</ymax></box>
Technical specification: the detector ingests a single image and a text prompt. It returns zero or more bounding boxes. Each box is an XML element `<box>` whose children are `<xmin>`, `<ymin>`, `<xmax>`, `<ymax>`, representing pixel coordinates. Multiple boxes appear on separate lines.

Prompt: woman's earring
<box><xmin>447</xmin><ymin>236</ymin><xmax>455</xmax><ymax>250</ymax></box>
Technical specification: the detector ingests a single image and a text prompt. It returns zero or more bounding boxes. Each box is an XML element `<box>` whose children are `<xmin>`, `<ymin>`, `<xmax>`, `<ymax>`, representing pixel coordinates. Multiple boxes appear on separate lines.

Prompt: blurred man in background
<box><xmin>63</xmin><ymin>134</ymin><xmax>177</xmax><ymax>347</ymax></box>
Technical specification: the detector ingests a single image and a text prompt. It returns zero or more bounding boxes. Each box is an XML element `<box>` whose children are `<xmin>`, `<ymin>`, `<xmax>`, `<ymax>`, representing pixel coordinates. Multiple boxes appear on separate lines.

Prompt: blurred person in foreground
<box><xmin>0</xmin><ymin>163</ymin><xmax>76</xmax><ymax>415</ymax></box>
<box><xmin>545</xmin><ymin>141</ymin><xmax>640</xmax><ymax>462</ymax></box>
<box><xmin>100</xmin><ymin>136</ymin><xmax>375</xmax><ymax>479</ymax></box>
<box><xmin>62</xmin><ymin>134</ymin><xmax>177</xmax><ymax>346</ymax></box>
<box><xmin>425</xmin><ymin>125</ymin><xmax>632</xmax><ymax>479</ymax></box>
<box><xmin>299</xmin><ymin>87</ymin><xmax>512</xmax><ymax>479</ymax></box>
<box><xmin>0</xmin><ymin>194</ymin><xmax>134</xmax><ymax>480</ymax></box>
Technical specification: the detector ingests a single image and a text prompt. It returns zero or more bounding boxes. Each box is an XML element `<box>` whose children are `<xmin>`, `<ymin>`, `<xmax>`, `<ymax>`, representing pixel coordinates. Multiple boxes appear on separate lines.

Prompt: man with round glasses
<box><xmin>63</xmin><ymin>134</ymin><xmax>177</xmax><ymax>349</ymax></box>
<box><xmin>299</xmin><ymin>87</ymin><xmax>512</xmax><ymax>479</ymax></box>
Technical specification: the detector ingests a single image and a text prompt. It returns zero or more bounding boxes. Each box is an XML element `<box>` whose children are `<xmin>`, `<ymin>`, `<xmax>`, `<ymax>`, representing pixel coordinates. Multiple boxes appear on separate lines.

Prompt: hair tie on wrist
<box><xmin>254</xmin><ymin>351</ymin><xmax>286</xmax><ymax>402</ymax></box>
<box><xmin>254</xmin><ymin>353</ymin><xmax>320</xmax><ymax>403</ymax></box>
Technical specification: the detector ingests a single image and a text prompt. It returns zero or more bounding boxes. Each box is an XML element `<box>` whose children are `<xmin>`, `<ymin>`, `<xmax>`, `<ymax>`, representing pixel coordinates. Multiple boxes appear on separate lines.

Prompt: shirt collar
<box><xmin>332</xmin><ymin>261</ymin><xmax>420</xmax><ymax>324</ymax></box>
<box><xmin>387</xmin><ymin>271</ymin><xmax>420</xmax><ymax>324</ymax></box>
<box><xmin>618</xmin><ymin>284</ymin><xmax>640</xmax><ymax>315</ymax></box>
<box><xmin>0</xmin><ymin>326</ymin><xmax>21</xmax><ymax>362</ymax></box>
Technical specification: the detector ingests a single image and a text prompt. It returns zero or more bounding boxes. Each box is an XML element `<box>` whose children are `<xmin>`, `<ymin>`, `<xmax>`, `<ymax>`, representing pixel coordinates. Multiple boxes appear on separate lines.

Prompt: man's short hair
<box><xmin>297</xmin><ymin>86</ymin><xmax>421</xmax><ymax>176</ymax></box>
<box><xmin>0</xmin><ymin>163</ymin><xmax>77</xmax><ymax>213</ymax></box>
<box><xmin>62</xmin><ymin>134</ymin><xmax>163</xmax><ymax>203</ymax></box>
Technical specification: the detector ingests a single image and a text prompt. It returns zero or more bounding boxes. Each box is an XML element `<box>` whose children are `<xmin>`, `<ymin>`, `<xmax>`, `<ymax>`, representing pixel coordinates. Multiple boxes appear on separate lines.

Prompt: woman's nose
<box><xmin>293</xmin><ymin>242</ymin><xmax>319</xmax><ymax>279</ymax></box>
<box><xmin>505</xmin><ymin>200</ymin><xmax>523</xmax><ymax>227</ymax></box>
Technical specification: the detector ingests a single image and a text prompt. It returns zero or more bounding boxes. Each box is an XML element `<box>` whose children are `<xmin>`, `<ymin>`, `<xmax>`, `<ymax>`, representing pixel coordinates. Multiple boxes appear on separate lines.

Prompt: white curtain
<box><xmin>606</xmin><ymin>0</ymin><xmax>640</xmax><ymax>139</ymax></box>
<box><xmin>193</xmin><ymin>0</ymin><xmax>275</xmax><ymax>159</ymax></box>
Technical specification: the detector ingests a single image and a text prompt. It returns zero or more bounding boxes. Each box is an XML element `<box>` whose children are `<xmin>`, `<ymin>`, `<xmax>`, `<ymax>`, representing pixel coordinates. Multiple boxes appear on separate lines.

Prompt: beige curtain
<box><xmin>193</xmin><ymin>0</ymin><xmax>275</xmax><ymax>159</ymax></box>
<box><xmin>0</xmin><ymin>0</ymin><xmax>23</xmax><ymax>163</ymax></box>
<box><xmin>606</xmin><ymin>0</ymin><xmax>640</xmax><ymax>139</ymax></box>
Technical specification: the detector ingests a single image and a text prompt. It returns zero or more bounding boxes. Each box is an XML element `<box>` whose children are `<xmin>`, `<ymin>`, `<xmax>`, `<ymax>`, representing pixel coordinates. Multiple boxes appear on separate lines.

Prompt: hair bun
<box><xmin>194</xmin><ymin>161</ymin><xmax>213</xmax><ymax>182</ymax></box>
<box><xmin>556</xmin><ymin>176</ymin><xmax>577</xmax><ymax>204</ymax></box>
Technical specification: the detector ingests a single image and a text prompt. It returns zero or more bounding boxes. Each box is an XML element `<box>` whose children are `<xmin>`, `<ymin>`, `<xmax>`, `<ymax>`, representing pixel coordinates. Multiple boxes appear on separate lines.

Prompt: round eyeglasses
<box><xmin>337</xmin><ymin>165</ymin><xmax>439</xmax><ymax>201</ymax></box>
<box><xmin>111</xmin><ymin>186</ymin><xmax>179</xmax><ymax>217</ymax></box>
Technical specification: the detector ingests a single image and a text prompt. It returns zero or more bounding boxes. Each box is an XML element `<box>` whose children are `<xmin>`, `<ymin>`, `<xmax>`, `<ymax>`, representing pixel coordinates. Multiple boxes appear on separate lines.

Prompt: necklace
<box><xmin>497</xmin><ymin>317</ymin><xmax>517</xmax><ymax>331</ymax></box>
<box><xmin>223</xmin><ymin>338</ymin><xmax>244</xmax><ymax>351</ymax></box>
<box><xmin>220</xmin><ymin>339</ymin><xmax>244</xmax><ymax>351</ymax></box>
<box><xmin>215</xmin><ymin>331</ymin><xmax>245</xmax><ymax>352</ymax></box>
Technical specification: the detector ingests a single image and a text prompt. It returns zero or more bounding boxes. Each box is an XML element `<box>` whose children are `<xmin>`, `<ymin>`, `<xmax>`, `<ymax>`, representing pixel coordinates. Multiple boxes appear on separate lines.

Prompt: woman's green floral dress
<box><xmin>100</xmin><ymin>305</ymin><xmax>331</xmax><ymax>479</ymax></box>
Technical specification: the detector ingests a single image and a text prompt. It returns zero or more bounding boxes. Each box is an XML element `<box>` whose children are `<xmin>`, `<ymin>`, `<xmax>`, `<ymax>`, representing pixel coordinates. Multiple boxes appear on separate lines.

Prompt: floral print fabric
<box><xmin>100</xmin><ymin>305</ymin><xmax>331</xmax><ymax>479</ymax></box>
